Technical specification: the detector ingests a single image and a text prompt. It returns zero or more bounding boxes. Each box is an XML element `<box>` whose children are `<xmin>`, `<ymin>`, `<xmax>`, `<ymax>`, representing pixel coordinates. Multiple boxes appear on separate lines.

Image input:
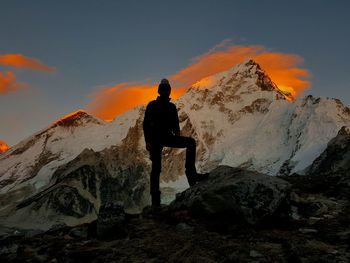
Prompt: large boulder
<box><xmin>169</xmin><ymin>166</ymin><xmax>291</xmax><ymax>225</ymax></box>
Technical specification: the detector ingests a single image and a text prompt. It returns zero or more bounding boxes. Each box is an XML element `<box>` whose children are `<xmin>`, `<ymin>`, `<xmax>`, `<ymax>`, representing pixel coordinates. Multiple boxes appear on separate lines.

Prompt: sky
<box><xmin>1</xmin><ymin>0</ymin><xmax>350</xmax><ymax>146</ymax></box>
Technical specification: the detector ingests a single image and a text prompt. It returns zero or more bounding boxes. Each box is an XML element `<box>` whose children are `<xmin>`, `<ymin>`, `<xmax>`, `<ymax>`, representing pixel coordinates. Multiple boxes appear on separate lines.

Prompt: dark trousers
<box><xmin>149</xmin><ymin>136</ymin><xmax>196</xmax><ymax>195</ymax></box>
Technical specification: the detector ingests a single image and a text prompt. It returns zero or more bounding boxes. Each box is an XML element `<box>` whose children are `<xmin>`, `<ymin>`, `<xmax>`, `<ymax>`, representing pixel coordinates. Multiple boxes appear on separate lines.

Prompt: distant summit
<box><xmin>52</xmin><ymin>109</ymin><xmax>104</xmax><ymax>128</ymax></box>
<box><xmin>191</xmin><ymin>59</ymin><xmax>294</xmax><ymax>101</ymax></box>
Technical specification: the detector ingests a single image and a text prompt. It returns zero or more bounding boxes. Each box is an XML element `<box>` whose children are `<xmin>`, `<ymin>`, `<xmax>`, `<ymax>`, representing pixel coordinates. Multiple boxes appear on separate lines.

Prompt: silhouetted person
<box><xmin>143</xmin><ymin>79</ymin><xmax>209</xmax><ymax>207</ymax></box>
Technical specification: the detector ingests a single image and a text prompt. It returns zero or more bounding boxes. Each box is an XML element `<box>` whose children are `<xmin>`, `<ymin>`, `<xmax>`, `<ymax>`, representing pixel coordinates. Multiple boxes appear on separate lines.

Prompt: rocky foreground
<box><xmin>0</xmin><ymin>166</ymin><xmax>349</xmax><ymax>263</ymax></box>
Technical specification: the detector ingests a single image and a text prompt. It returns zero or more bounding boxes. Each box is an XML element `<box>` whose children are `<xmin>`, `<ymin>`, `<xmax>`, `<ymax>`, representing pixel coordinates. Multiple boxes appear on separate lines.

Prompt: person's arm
<box><xmin>143</xmin><ymin>103</ymin><xmax>153</xmax><ymax>151</ymax></box>
<box><xmin>172</xmin><ymin>104</ymin><xmax>180</xmax><ymax>136</ymax></box>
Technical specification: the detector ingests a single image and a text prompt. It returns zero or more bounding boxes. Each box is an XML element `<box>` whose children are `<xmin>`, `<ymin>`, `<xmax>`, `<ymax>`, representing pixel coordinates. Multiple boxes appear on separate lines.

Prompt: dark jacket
<box><xmin>143</xmin><ymin>96</ymin><xmax>180</xmax><ymax>144</ymax></box>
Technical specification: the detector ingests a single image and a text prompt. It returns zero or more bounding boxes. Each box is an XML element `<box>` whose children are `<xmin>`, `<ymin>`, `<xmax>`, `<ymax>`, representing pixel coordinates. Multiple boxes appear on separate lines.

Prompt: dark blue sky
<box><xmin>1</xmin><ymin>0</ymin><xmax>349</xmax><ymax>145</ymax></box>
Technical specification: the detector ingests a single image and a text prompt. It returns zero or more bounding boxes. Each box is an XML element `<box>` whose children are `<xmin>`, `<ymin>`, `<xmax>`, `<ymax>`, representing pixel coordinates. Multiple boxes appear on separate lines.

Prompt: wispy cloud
<box><xmin>0</xmin><ymin>54</ymin><xmax>55</xmax><ymax>95</ymax></box>
<box><xmin>0</xmin><ymin>71</ymin><xmax>27</xmax><ymax>95</ymax></box>
<box><xmin>88</xmin><ymin>43</ymin><xmax>311</xmax><ymax>120</ymax></box>
<box><xmin>0</xmin><ymin>54</ymin><xmax>56</xmax><ymax>72</ymax></box>
<box><xmin>170</xmin><ymin>44</ymin><xmax>310</xmax><ymax>95</ymax></box>
<box><xmin>88</xmin><ymin>82</ymin><xmax>186</xmax><ymax>121</ymax></box>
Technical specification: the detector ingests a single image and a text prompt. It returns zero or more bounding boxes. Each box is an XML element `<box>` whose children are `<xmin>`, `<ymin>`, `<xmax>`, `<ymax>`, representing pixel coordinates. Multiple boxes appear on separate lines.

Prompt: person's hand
<box><xmin>146</xmin><ymin>142</ymin><xmax>152</xmax><ymax>151</ymax></box>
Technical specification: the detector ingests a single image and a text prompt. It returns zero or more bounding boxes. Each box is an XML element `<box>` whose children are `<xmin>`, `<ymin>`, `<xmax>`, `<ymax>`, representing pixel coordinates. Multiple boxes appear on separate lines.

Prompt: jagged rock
<box><xmin>169</xmin><ymin>166</ymin><xmax>291</xmax><ymax>225</ymax></box>
<box><xmin>307</xmin><ymin>126</ymin><xmax>350</xmax><ymax>175</ymax></box>
<box><xmin>96</xmin><ymin>202</ymin><xmax>126</xmax><ymax>239</ymax></box>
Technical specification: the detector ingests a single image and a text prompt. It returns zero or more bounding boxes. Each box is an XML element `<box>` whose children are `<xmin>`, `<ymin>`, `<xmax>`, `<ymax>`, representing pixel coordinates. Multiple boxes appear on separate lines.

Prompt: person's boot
<box><xmin>186</xmin><ymin>170</ymin><xmax>196</xmax><ymax>186</ymax></box>
<box><xmin>186</xmin><ymin>170</ymin><xmax>209</xmax><ymax>186</ymax></box>
<box><xmin>194</xmin><ymin>172</ymin><xmax>209</xmax><ymax>184</ymax></box>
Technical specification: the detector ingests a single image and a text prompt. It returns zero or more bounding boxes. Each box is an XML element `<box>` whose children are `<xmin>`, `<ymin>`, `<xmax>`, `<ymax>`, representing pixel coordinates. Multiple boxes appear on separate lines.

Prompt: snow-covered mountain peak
<box><xmin>51</xmin><ymin>109</ymin><xmax>105</xmax><ymax>128</ymax></box>
<box><xmin>188</xmin><ymin>59</ymin><xmax>293</xmax><ymax>102</ymax></box>
<box><xmin>233</xmin><ymin>59</ymin><xmax>294</xmax><ymax>100</ymax></box>
<box><xmin>234</xmin><ymin>58</ymin><xmax>262</xmax><ymax>74</ymax></box>
<box><xmin>0</xmin><ymin>140</ymin><xmax>9</xmax><ymax>153</ymax></box>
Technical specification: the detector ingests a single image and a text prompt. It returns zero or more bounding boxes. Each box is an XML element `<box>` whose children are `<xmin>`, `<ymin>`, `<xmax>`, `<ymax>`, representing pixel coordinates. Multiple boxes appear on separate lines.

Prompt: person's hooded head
<box><xmin>158</xmin><ymin>78</ymin><xmax>171</xmax><ymax>98</ymax></box>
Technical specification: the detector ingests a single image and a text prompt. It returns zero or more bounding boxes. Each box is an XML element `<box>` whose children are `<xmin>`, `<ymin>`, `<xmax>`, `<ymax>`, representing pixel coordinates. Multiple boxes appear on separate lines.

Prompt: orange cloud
<box><xmin>88</xmin><ymin>43</ymin><xmax>310</xmax><ymax>121</ymax></box>
<box><xmin>0</xmin><ymin>54</ymin><xmax>56</xmax><ymax>72</ymax></box>
<box><xmin>88</xmin><ymin>82</ymin><xmax>186</xmax><ymax>121</ymax></box>
<box><xmin>170</xmin><ymin>45</ymin><xmax>263</xmax><ymax>87</ymax></box>
<box><xmin>0</xmin><ymin>140</ymin><xmax>10</xmax><ymax>153</ymax></box>
<box><xmin>0</xmin><ymin>53</ymin><xmax>55</xmax><ymax>95</ymax></box>
<box><xmin>170</xmin><ymin>45</ymin><xmax>310</xmax><ymax>96</ymax></box>
<box><xmin>0</xmin><ymin>71</ymin><xmax>27</xmax><ymax>95</ymax></box>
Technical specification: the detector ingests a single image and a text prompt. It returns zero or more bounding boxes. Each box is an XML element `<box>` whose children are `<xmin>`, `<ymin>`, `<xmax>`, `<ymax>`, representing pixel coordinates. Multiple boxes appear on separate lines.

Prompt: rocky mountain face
<box><xmin>0</xmin><ymin>113</ymin><xmax>149</xmax><ymax>230</ymax></box>
<box><xmin>307</xmin><ymin>126</ymin><xmax>350</xmax><ymax>176</ymax></box>
<box><xmin>0</xmin><ymin>59</ymin><xmax>349</xmax><ymax>230</ymax></box>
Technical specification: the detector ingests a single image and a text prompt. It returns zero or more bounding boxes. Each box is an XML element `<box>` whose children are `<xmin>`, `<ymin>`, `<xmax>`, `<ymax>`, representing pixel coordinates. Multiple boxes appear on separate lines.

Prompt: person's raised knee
<box><xmin>187</xmin><ymin>137</ymin><xmax>196</xmax><ymax>147</ymax></box>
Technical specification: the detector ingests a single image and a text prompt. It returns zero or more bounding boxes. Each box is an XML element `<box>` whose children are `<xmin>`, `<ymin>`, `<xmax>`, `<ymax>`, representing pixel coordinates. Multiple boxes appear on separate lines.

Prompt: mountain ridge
<box><xmin>0</xmin><ymin>59</ymin><xmax>349</xmax><ymax>229</ymax></box>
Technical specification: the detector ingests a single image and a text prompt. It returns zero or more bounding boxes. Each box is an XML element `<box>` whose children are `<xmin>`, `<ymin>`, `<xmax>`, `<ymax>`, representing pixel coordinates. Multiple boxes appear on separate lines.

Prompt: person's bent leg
<box><xmin>162</xmin><ymin>136</ymin><xmax>196</xmax><ymax>171</ymax></box>
<box><xmin>162</xmin><ymin>136</ymin><xmax>198</xmax><ymax>185</ymax></box>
